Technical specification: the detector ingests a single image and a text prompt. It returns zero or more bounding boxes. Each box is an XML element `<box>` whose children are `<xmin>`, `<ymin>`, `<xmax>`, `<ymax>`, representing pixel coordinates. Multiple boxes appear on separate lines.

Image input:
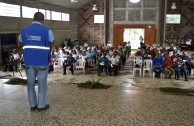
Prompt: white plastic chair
<box><xmin>191</xmin><ymin>68</ymin><xmax>194</xmax><ymax>76</ymax></box>
<box><xmin>133</xmin><ymin>59</ymin><xmax>143</xmax><ymax>76</ymax></box>
<box><xmin>153</xmin><ymin>71</ymin><xmax>163</xmax><ymax>78</ymax></box>
<box><xmin>75</xmin><ymin>59</ymin><xmax>86</xmax><ymax>73</ymax></box>
<box><xmin>143</xmin><ymin>59</ymin><xmax>152</xmax><ymax>77</ymax></box>
<box><xmin>53</xmin><ymin>58</ymin><xmax>63</xmax><ymax>72</ymax></box>
<box><xmin>134</xmin><ymin>56</ymin><xmax>143</xmax><ymax>60</ymax></box>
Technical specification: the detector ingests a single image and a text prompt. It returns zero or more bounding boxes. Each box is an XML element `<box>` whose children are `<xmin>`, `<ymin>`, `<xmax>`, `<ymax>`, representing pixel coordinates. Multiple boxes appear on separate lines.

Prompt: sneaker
<box><xmin>31</xmin><ymin>105</ymin><xmax>37</xmax><ymax>111</ymax></box>
<box><xmin>37</xmin><ymin>104</ymin><xmax>50</xmax><ymax>111</ymax></box>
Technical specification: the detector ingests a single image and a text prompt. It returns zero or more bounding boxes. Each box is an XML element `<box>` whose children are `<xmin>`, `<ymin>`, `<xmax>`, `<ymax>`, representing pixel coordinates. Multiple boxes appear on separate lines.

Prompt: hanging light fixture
<box><xmin>71</xmin><ymin>0</ymin><xmax>78</xmax><ymax>3</ymax></box>
<box><xmin>171</xmin><ymin>2</ymin><xmax>176</xmax><ymax>9</ymax></box>
<box><xmin>130</xmin><ymin>0</ymin><xmax>140</xmax><ymax>3</ymax></box>
<box><xmin>92</xmin><ymin>4</ymin><xmax>98</xmax><ymax>11</ymax></box>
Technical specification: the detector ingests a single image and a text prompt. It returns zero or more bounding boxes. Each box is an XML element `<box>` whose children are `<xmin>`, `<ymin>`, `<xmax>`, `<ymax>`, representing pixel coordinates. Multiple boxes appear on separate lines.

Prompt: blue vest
<box><xmin>21</xmin><ymin>23</ymin><xmax>50</xmax><ymax>66</ymax></box>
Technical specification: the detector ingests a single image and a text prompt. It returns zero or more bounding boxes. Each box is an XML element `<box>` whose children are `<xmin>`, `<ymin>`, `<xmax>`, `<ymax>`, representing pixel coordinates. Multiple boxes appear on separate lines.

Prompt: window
<box><xmin>0</xmin><ymin>2</ymin><xmax>20</xmax><ymax>17</ymax></box>
<box><xmin>62</xmin><ymin>13</ymin><xmax>70</xmax><ymax>21</ymax></box>
<box><xmin>46</xmin><ymin>10</ymin><xmax>51</xmax><ymax>20</ymax></box>
<box><xmin>166</xmin><ymin>14</ymin><xmax>181</xmax><ymax>24</ymax></box>
<box><xmin>51</xmin><ymin>11</ymin><xmax>61</xmax><ymax>21</ymax></box>
<box><xmin>39</xmin><ymin>9</ymin><xmax>46</xmax><ymax>17</ymax></box>
<box><xmin>94</xmin><ymin>15</ymin><xmax>104</xmax><ymax>23</ymax></box>
<box><xmin>22</xmin><ymin>6</ymin><xmax>38</xmax><ymax>18</ymax></box>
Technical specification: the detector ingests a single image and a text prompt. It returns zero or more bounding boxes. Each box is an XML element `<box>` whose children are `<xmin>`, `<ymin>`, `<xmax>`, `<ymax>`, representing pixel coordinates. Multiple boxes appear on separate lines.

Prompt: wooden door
<box><xmin>113</xmin><ymin>29</ymin><xmax>124</xmax><ymax>47</ymax></box>
<box><xmin>144</xmin><ymin>28</ymin><xmax>155</xmax><ymax>45</ymax></box>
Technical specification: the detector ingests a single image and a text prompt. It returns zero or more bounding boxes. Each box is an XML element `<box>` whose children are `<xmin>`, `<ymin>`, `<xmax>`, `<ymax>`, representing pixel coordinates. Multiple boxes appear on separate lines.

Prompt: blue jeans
<box><xmin>25</xmin><ymin>65</ymin><xmax>48</xmax><ymax>108</ymax></box>
<box><xmin>175</xmin><ymin>67</ymin><xmax>188</xmax><ymax>80</ymax></box>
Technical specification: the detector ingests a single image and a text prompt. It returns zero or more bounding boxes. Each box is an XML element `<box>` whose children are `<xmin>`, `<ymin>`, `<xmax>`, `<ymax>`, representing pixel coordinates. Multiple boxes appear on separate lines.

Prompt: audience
<box><xmin>4</xmin><ymin>39</ymin><xmax>194</xmax><ymax>81</ymax></box>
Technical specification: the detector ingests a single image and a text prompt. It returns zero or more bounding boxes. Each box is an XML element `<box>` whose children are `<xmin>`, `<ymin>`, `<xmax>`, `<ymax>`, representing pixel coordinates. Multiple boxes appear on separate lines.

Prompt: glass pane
<box><xmin>94</xmin><ymin>15</ymin><xmax>104</xmax><ymax>23</ymax></box>
<box><xmin>166</xmin><ymin>14</ymin><xmax>181</xmax><ymax>24</ymax></box>
<box><xmin>51</xmin><ymin>11</ymin><xmax>61</xmax><ymax>21</ymax></box>
<box><xmin>0</xmin><ymin>2</ymin><xmax>20</xmax><ymax>17</ymax></box>
<box><xmin>46</xmin><ymin>10</ymin><xmax>51</xmax><ymax>20</ymax></box>
<box><xmin>22</xmin><ymin>6</ymin><xmax>38</xmax><ymax>18</ymax></box>
<box><xmin>62</xmin><ymin>13</ymin><xmax>69</xmax><ymax>21</ymax></box>
<box><xmin>39</xmin><ymin>9</ymin><xmax>46</xmax><ymax>17</ymax></box>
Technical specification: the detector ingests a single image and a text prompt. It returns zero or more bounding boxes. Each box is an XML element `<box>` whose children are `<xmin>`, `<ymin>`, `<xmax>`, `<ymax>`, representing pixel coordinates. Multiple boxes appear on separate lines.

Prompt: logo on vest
<box><xmin>26</xmin><ymin>33</ymin><xmax>41</xmax><ymax>41</ymax></box>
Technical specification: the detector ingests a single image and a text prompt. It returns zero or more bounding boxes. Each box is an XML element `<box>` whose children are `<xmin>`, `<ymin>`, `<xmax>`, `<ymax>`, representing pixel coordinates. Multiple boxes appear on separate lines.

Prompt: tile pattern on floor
<box><xmin>1</xmin><ymin>54</ymin><xmax>194</xmax><ymax>126</ymax></box>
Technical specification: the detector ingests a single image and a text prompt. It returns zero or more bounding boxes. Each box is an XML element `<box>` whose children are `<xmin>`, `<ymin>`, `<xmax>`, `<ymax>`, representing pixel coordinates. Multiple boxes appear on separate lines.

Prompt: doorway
<box><xmin>113</xmin><ymin>24</ymin><xmax>155</xmax><ymax>48</ymax></box>
<box><xmin>123</xmin><ymin>28</ymin><xmax>144</xmax><ymax>49</ymax></box>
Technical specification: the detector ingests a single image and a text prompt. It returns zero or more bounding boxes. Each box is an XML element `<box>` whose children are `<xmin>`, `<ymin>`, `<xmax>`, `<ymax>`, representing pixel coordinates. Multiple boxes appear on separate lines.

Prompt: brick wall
<box><xmin>78</xmin><ymin>0</ymin><xmax>105</xmax><ymax>45</ymax></box>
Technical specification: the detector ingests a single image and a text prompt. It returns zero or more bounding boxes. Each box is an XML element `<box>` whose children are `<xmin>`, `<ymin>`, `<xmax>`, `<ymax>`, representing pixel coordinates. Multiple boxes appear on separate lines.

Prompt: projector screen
<box><xmin>166</xmin><ymin>14</ymin><xmax>181</xmax><ymax>24</ymax></box>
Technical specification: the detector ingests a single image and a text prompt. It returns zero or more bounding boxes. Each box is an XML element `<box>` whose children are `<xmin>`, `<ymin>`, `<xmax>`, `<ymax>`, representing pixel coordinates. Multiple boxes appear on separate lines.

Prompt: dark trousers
<box><xmin>63</xmin><ymin>63</ymin><xmax>74</xmax><ymax>75</ymax></box>
<box><xmin>121</xmin><ymin>55</ymin><xmax>126</xmax><ymax>66</ymax></box>
<box><xmin>187</xmin><ymin>64</ymin><xmax>194</xmax><ymax>75</ymax></box>
<box><xmin>153</xmin><ymin>66</ymin><xmax>163</xmax><ymax>78</ymax></box>
<box><xmin>13</xmin><ymin>60</ymin><xmax>18</xmax><ymax>72</ymax></box>
<box><xmin>97</xmin><ymin>65</ymin><xmax>108</xmax><ymax>75</ymax></box>
<box><xmin>108</xmin><ymin>64</ymin><xmax>118</xmax><ymax>76</ymax></box>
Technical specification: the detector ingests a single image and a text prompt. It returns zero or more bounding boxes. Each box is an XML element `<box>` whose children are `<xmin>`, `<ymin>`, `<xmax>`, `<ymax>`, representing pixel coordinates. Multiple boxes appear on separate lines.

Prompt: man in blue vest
<box><xmin>18</xmin><ymin>12</ymin><xmax>54</xmax><ymax>111</ymax></box>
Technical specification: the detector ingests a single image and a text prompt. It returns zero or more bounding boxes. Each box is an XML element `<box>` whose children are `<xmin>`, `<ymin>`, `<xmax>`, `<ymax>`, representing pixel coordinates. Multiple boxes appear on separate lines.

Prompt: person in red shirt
<box><xmin>171</xmin><ymin>51</ymin><xmax>178</xmax><ymax>69</ymax></box>
<box><xmin>163</xmin><ymin>54</ymin><xmax>174</xmax><ymax>79</ymax></box>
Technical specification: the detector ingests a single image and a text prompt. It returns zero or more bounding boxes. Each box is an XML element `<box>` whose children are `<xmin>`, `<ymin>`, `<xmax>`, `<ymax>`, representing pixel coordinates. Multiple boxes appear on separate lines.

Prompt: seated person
<box><xmin>81</xmin><ymin>51</ymin><xmax>88</xmax><ymax>68</ymax></box>
<box><xmin>171</xmin><ymin>52</ymin><xmax>178</xmax><ymax>69</ymax></box>
<box><xmin>97</xmin><ymin>53</ymin><xmax>109</xmax><ymax>75</ymax></box>
<box><xmin>188</xmin><ymin>54</ymin><xmax>194</xmax><ymax>75</ymax></box>
<box><xmin>86</xmin><ymin>48</ymin><xmax>93</xmax><ymax>58</ymax></box>
<box><xmin>48</xmin><ymin>55</ymin><xmax>55</xmax><ymax>73</ymax></box>
<box><xmin>171</xmin><ymin>52</ymin><xmax>178</xmax><ymax>62</ymax></box>
<box><xmin>53</xmin><ymin>46</ymin><xmax>61</xmax><ymax>57</ymax></box>
<box><xmin>135</xmin><ymin>49</ymin><xmax>143</xmax><ymax>58</ymax></box>
<box><xmin>143</xmin><ymin>52</ymin><xmax>152</xmax><ymax>60</ymax></box>
<box><xmin>152</xmin><ymin>53</ymin><xmax>163</xmax><ymax>78</ymax></box>
<box><xmin>120</xmin><ymin>51</ymin><xmax>126</xmax><ymax>66</ymax></box>
<box><xmin>63</xmin><ymin>54</ymin><xmax>76</xmax><ymax>75</ymax></box>
<box><xmin>115</xmin><ymin>51</ymin><xmax>122</xmax><ymax>70</ymax></box>
<box><xmin>3</xmin><ymin>50</ymin><xmax>14</xmax><ymax>72</ymax></box>
<box><xmin>12</xmin><ymin>49</ymin><xmax>20</xmax><ymax>72</ymax></box>
<box><xmin>174</xmin><ymin>56</ymin><xmax>188</xmax><ymax>81</ymax></box>
<box><xmin>163</xmin><ymin>54</ymin><xmax>174</xmax><ymax>79</ymax></box>
<box><xmin>189</xmin><ymin>54</ymin><xmax>194</xmax><ymax>67</ymax></box>
<box><xmin>108</xmin><ymin>53</ymin><xmax>119</xmax><ymax>76</ymax></box>
<box><xmin>92</xmin><ymin>47</ymin><xmax>98</xmax><ymax>64</ymax></box>
<box><xmin>86</xmin><ymin>48</ymin><xmax>94</xmax><ymax>67</ymax></box>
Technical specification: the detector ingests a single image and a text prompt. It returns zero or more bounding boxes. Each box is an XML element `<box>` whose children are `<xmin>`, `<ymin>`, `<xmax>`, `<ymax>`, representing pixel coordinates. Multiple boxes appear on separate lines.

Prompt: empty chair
<box><xmin>75</xmin><ymin>59</ymin><xmax>86</xmax><ymax>73</ymax></box>
<box><xmin>143</xmin><ymin>59</ymin><xmax>152</xmax><ymax>77</ymax></box>
<box><xmin>133</xmin><ymin>59</ymin><xmax>143</xmax><ymax>76</ymax></box>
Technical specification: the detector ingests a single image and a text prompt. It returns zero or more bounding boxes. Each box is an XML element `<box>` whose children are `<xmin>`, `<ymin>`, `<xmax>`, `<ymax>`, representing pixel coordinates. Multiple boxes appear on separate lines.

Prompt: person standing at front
<box><xmin>19</xmin><ymin>12</ymin><xmax>54</xmax><ymax>111</ymax></box>
<box><xmin>139</xmin><ymin>35</ymin><xmax>144</xmax><ymax>47</ymax></box>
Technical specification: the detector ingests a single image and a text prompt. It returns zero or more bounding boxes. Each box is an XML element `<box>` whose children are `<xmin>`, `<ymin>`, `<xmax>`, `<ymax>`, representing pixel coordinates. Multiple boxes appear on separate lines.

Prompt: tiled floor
<box><xmin>1</xmin><ymin>81</ymin><xmax>194</xmax><ymax>126</ymax></box>
<box><xmin>1</xmin><ymin>55</ymin><xmax>194</xmax><ymax>126</ymax></box>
